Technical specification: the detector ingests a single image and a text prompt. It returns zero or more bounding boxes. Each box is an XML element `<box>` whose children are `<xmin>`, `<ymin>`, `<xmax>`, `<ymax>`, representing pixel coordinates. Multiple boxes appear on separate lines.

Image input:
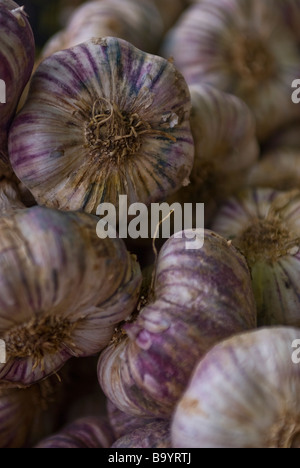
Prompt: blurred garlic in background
<box><xmin>162</xmin><ymin>0</ymin><xmax>300</xmax><ymax>141</ymax></box>
<box><xmin>169</xmin><ymin>83</ymin><xmax>259</xmax><ymax>224</ymax></box>
<box><xmin>0</xmin><ymin>1</ymin><xmax>35</xmax><ymax>167</ymax></box>
<box><xmin>212</xmin><ymin>188</ymin><xmax>300</xmax><ymax>327</ymax></box>
<box><xmin>111</xmin><ymin>420</ymin><xmax>171</xmax><ymax>448</ymax></box>
<box><xmin>35</xmin><ymin>417</ymin><xmax>114</xmax><ymax>448</ymax></box>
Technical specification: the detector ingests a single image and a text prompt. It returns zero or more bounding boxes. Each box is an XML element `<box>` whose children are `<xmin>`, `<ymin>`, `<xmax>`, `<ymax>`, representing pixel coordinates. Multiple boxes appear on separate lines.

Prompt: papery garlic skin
<box><xmin>170</xmin><ymin>83</ymin><xmax>259</xmax><ymax>224</ymax></box>
<box><xmin>172</xmin><ymin>327</ymin><xmax>300</xmax><ymax>448</ymax></box>
<box><xmin>9</xmin><ymin>37</ymin><xmax>194</xmax><ymax>214</ymax></box>
<box><xmin>98</xmin><ymin>230</ymin><xmax>257</xmax><ymax>418</ymax></box>
<box><xmin>107</xmin><ymin>399</ymin><xmax>155</xmax><ymax>440</ymax></box>
<box><xmin>112</xmin><ymin>420</ymin><xmax>171</xmax><ymax>448</ymax></box>
<box><xmin>0</xmin><ymin>206</ymin><xmax>141</xmax><ymax>387</ymax></box>
<box><xmin>0</xmin><ymin>1</ymin><xmax>35</xmax><ymax>164</ymax></box>
<box><xmin>35</xmin><ymin>417</ymin><xmax>114</xmax><ymax>448</ymax></box>
<box><xmin>212</xmin><ymin>188</ymin><xmax>300</xmax><ymax>327</ymax></box>
<box><xmin>41</xmin><ymin>0</ymin><xmax>164</xmax><ymax>59</ymax></box>
<box><xmin>162</xmin><ymin>0</ymin><xmax>300</xmax><ymax>141</ymax></box>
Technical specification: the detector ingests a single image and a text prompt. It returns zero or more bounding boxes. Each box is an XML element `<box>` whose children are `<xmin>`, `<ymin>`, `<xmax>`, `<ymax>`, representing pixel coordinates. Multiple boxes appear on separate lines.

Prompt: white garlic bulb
<box><xmin>172</xmin><ymin>327</ymin><xmax>300</xmax><ymax>448</ymax></box>
<box><xmin>9</xmin><ymin>37</ymin><xmax>194</xmax><ymax>214</ymax></box>
<box><xmin>0</xmin><ymin>206</ymin><xmax>141</xmax><ymax>387</ymax></box>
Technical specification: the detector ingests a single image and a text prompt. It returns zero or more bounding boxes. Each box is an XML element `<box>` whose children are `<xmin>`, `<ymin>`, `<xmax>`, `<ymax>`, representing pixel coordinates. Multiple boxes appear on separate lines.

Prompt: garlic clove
<box><xmin>35</xmin><ymin>417</ymin><xmax>114</xmax><ymax>448</ymax></box>
<box><xmin>9</xmin><ymin>37</ymin><xmax>194</xmax><ymax>214</ymax></box>
<box><xmin>0</xmin><ymin>2</ymin><xmax>35</xmax><ymax>165</ymax></box>
<box><xmin>162</xmin><ymin>0</ymin><xmax>300</xmax><ymax>141</ymax></box>
<box><xmin>212</xmin><ymin>188</ymin><xmax>300</xmax><ymax>326</ymax></box>
<box><xmin>111</xmin><ymin>420</ymin><xmax>171</xmax><ymax>448</ymax></box>
<box><xmin>172</xmin><ymin>327</ymin><xmax>300</xmax><ymax>448</ymax></box>
<box><xmin>0</xmin><ymin>206</ymin><xmax>141</xmax><ymax>387</ymax></box>
<box><xmin>98</xmin><ymin>229</ymin><xmax>257</xmax><ymax>418</ymax></box>
<box><xmin>169</xmin><ymin>83</ymin><xmax>259</xmax><ymax>224</ymax></box>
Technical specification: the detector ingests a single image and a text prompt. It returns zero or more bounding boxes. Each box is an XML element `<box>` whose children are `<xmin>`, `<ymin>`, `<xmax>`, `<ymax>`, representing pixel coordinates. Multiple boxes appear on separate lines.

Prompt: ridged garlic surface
<box><xmin>0</xmin><ymin>206</ymin><xmax>141</xmax><ymax>387</ymax></box>
<box><xmin>170</xmin><ymin>84</ymin><xmax>259</xmax><ymax>224</ymax></box>
<box><xmin>0</xmin><ymin>1</ymin><xmax>35</xmax><ymax>165</ymax></box>
<box><xmin>172</xmin><ymin>327</ymin><xmax>300</xmax><ymax>448</ymax></box>
<box><xmin>163</xmin><ymin>0</ymin><xmax>300</xmax><ymax>141</ymax></box>
<box><xmin>9</xmin><ymin>37</ymin><xmax>194</xmax><ymax>214</ymax></box>
<box><xmin>98</xmin><ymin>230</ymin><xmax>256</xmax><ymax>418</ymax></box>
<box><xmin>41</xmin><ymin>0</ymin><xmax>163</xmax><ymax>59</ymax></box>
<box><xmin>212</xmin><ymin>188</ymin><xmax>300</xmax><ymax>327</ymax></box>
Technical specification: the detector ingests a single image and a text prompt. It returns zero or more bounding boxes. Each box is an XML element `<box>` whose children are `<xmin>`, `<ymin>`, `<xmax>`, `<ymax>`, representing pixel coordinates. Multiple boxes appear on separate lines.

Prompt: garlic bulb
<box><xmin>112</xmin><ymin>420</ymin><xmax>171</xmax><ymax>448</ymax></box>
<box><xmin>9</xmin><ymin>37</ymin><xmax>194</xmax><ymax>214</ymax></box>
<box><xmin>0</xmin><ymin>376</ymin><xmax>64</xmax><ymax>448</ymax></box>
<box><xmin>170</xmin><ymin>83</ymin><xmax>259</xmax><ymax>224</ymax></box>
<box><xmin>162</xmin><ymin>0</ymin><xmax>300</xmax><ymax>141</ymax></box>
<box><xmin>98</xmin><ymin>230</ymin><xmax>257</xmax><ymax>418</ymax></box>
<box><xmin>172</xmin><ymin>327</ymin><xmax>300</xmax><ymax>448</ymax></box>
<box><xmin>247</xmin><ymin>149</ymin><xmax>300</xmax><ymax>191</ymax></box>
<box><xmin>0</xmin><ymin>179</ymin><xmax>26</xmax><ymax>213</ymax></box>
<box><xmin>0</xmin><ymin>206</ymin><xmax>141</xmax><ymax>387</ymax></box>
<box><xmin>107</xmin><ymin>399</ymin><xmax>154</xmax><ymax>439</ymax></box>
<box><xmin>0</xmin><ymin>1</ymin><xmax>35</xmax><ymax>165</ymax></box>
<box><xmin>41</xmin><ymin>0</ymin><xmax>163</xmax><ymax>59</ymax></box>
<box><xmin>212</xmin><ymin>188</ymin><xmax>300</xmax><ymax>327</ymax></box>
<box><xmin>35</xmin><ymin>417</ymin><xmax>114</xmax><ymax>448</ymax></box>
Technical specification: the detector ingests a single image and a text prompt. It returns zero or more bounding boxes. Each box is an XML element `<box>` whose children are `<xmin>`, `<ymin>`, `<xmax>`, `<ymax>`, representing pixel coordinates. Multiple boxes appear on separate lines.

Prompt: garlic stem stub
<box><xmin>98</xmin><ymin>230</ymin><xmax>257</xmax><ymax>418</ymax></box>
<box><xmin>0</xmin><ymin>1</ymin><xmax>35</xmax><ymax>165</ymax></box>
<box><xmin>212</xmin><ymin>188</ymin><xmax>300</xmax><ymax>327</ymax></box>
<box><xmin>172</xmin><ymin>327</ymin><xmax>300</xmax><ymax>448</ymax></box>
<box><xmin>35</xmin><ymin>417</ymin><xmax>114</xmax><ymax>448</ymax></box>
<box><xmin>9</xmin><ymin>37</ymin><xmax>194</xmax><ymax>214</ymax></box>
<box><xmin>0</xmin><ymin>206</ymin><xmax>141</xmax><ymax>387</ymax></box>
<box><xmin>162</xmin><ymin>0</ymin><xmax>300</xmax><ymax>141</ymax></box>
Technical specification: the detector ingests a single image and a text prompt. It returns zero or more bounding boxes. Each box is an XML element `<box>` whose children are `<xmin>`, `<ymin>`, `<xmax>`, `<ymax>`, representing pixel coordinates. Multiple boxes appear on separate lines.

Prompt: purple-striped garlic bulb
<box><xmin>162</xmin><ymin>0</ymin><xmax>300</xmax><ymax>141</ymax></box>
<box><xmin>172</xmin><ymin>327</ymin><xmax>300</xmax><ymax>448</ymax></box>
<box><xmin>0</xmin><ymin>206</ymin><xmax>141</xmax><ymax>387</ymax></box>
<box><xmin>98</xmin><ymin>230</ymin><xmax>257</xmax><ymax>419</ymax></box>
<box><xmin>41</xmin><ymin>0</ymin><xmax>164</xmax><ymax>60</ymax></box>
<box><xmin>9</xmin><ymin>37</ymin><xmax>194</xmax><ymax>214</ymax></box>
<box><xmin>0</xmin><ymin>1</ymin><xmax>35</xmax><ymax>165</ymax></box>
<box><xmin>0</xmin><ymin>375</ymin><xmax>64</xmax><ymax>448</ymax></box>
<box><xmin>35</xmin><ymin>417</ymin><xmax>114</xmax><ymax>448</ymax></box>
<box><xmin>212</xmin><ymin>188</ymin><xmax>300</xmax><ymax>327</ymax></box>
<box><xmin>169</xmin><ymin>83</ymin><xmax>259</xmax><ymax>224</ymax></box>
<box><xmin>112</xmin><ymin>420</ymin><xmax>171</xmax><ymax>448</ymax></box>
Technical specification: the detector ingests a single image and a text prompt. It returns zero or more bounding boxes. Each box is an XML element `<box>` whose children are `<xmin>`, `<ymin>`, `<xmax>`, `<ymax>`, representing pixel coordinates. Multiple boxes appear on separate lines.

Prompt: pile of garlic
<box><xmin>1</xmin><ymin>0</ymin><xmax>300</xmax><ymax>449</ymax></box>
